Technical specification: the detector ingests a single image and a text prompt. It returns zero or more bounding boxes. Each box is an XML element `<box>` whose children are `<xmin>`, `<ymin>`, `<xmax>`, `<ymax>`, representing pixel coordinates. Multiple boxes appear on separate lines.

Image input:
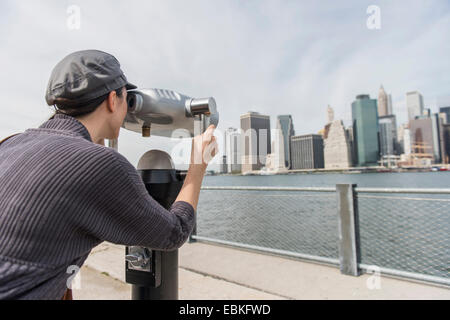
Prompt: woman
<box><xmin>0</xmin><ymin>50</ymin><xmax>217</xmax><ymax>299</ymax></box>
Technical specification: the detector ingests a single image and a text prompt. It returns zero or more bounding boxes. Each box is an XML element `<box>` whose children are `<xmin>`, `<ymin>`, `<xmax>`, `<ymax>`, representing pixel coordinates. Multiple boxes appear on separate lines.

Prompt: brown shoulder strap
<box><xmin>0</xmin><ymin>133</ymin><xmax>21</xmax><ymax>146</ymax></box>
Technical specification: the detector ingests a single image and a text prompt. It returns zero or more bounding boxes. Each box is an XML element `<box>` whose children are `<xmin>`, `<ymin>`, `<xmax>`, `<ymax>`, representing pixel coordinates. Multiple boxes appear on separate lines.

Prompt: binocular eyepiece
<box><xmin>123</xmin><ymin>88</ymin><xmax>219</xmax><ymax>138</ymax></box>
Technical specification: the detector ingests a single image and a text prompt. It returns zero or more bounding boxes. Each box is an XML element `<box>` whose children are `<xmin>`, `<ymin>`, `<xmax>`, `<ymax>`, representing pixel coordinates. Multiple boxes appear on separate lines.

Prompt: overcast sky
<box><xmin>1</xmin><ymin>0</ymin><xmax>449</xmax><ymax>169</ymax></box>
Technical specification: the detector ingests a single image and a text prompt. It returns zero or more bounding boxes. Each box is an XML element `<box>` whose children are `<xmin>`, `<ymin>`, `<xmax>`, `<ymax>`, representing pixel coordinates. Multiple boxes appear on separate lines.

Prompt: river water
<box><xmin>203</xmin><ymin>171</ymin><xmax>450</xmax><ymax>188</ymax></box>
<box><xmin>197</xmin><ymin>172</ymin><xmax>450</xmax><ymax>280</ymax></box>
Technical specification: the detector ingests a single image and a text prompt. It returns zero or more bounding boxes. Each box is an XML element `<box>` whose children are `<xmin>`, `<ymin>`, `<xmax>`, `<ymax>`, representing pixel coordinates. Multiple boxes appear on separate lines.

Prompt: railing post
<box><xmin>336</xmin><ymin>184</ymin><xmax>361</xmax><ymax>276</ymax></box>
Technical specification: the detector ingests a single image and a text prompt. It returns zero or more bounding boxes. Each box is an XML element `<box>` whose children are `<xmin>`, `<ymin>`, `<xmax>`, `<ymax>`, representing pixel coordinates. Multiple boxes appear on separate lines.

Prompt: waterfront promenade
<box><xmin>73</xmin><ymin>242</ymin><xmax>450</xmax><ymax>300</ymax></box>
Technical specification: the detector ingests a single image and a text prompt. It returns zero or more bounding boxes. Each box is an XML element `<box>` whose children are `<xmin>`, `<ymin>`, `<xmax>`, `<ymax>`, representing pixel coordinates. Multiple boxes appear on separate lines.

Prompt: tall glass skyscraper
<box><xmin>352</xmin><ymin>95</ymin><xmax>380</xmax><ymax>166</ymax></box>
<box><xmin>276</xmin><ymin>115</ymin><xmax>295</xmax><ymax>169</ymax></box>
<box><xmin>379</xmin><ymin>115</ymin><xmax>398</xmax><ymax>156</ymax></box>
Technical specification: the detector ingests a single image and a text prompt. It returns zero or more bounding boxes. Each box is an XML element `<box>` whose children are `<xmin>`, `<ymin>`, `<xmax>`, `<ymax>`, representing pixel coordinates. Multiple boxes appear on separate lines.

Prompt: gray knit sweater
<box><xmin>0</xmin><ymin>114</ymin><xmax>195</xmax><ymax>300</ymax></box>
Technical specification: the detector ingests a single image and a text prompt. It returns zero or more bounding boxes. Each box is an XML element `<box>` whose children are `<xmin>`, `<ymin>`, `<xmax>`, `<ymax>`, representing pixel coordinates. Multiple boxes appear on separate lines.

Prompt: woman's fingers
<box><xmin>190</xmin><ymin>125</ymin><xmax>218</xmax><ymax>165</ymax></box>
<box><xmin>207</xmin><ymin>124</ymin><xmax>216</xmax><ymax>133</ymax></box>
<box><xmin>204</xmin><ymin>136</ymin><xmax>219</xmax><ymax>163</ymax></box>
<box><xmin>202</xmin><ymin>126</ymin><xmax>217</xmax><ymax>164</ymax></box>
<box><xmin>202</xmin><ymin>125</ymin><xmax>216</xmax><ymax>144</ymax></box>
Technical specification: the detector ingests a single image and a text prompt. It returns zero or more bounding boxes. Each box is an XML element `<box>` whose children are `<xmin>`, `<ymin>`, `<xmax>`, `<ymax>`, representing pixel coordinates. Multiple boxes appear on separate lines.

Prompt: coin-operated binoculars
<box><xmin>123</xmin><ymin>88</ymin><xmax>219</xmax><ymax>138</ymax></box>
<box><xmin>118</xmin><ymin>88</ymin><xmax>219</xmax><ymax>300</ymax></box>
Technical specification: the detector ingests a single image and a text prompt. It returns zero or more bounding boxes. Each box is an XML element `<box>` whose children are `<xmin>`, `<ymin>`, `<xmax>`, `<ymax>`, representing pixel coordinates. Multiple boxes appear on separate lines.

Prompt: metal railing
<box><xmin>190</xmin><ymin>185</ymin><xmax>450</xmax><ymax>287</ymax></box>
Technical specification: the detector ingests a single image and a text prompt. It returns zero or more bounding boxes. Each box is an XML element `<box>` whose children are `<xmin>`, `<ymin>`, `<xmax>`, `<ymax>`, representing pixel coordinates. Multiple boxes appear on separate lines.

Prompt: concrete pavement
<box><xmin>74</xmin><ymin>242</ymin><xmax>283</xmax><ymax>300</ymax></box>
<box><xmin>73</xmin><ymin>241</ymin><xmax>450</xmax><ymax>300</ymax></box>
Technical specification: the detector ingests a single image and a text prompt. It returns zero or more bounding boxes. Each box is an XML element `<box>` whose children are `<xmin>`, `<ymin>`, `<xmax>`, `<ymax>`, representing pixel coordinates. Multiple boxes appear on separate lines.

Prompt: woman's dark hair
<box><xmin>50</xmin><ymin>87</ymin><xmax>125</xmax><ymax>118</ymax></box>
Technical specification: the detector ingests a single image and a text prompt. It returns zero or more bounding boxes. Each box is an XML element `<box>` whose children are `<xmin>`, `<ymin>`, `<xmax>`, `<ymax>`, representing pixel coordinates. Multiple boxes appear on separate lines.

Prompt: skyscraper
<box><xmin>224</xmin><ymin>127</ymin><xmax>242</xmax><ymax>173</ymax></box>
<box><xmin>432</xmin><ymin>113</ymin><xmax>446</xmax><ymax>164</ymax></box>
<box><xmin>407</xmin><ymin>91</ymin><xmax>424</xmax><ymax>121</ymax></box>
<box><xmin>240</xmin><ymin>112</ymin><xmax>271</xmax><ymax>173</ymax></box>
<box><xmin>220</xmin><ymin>155</ymin><xmax>228</xmax><ymax>174</ymax></box>
<box><xmin>443</xmin><ymin>124</ymin><xmax>450</xmax><ymax>164</ymax></box>
<box><xmin>276</xmin><ymin>115</ymin><xmax>295</xmax><ymax>169</ymax></box>
<box><xmin>397</xmin><ymin>123</ymin><xmax>410</xmax><ymax>155</ymax></box>
<box><xmin>387</xmin><ymin>94</ymin><xmax>393</xmax><ymax>115</ymax></box>
<box><xmin>403</xmin><ymin>126</ymin><xmax>412</xmax><ymax>155</ymax></box>
<box><xmin>290</xmin><ymin>134</ymin><xmax>324</xmax><ymax>170</ymax></box>
<box><xmin>378</xmin><ymin>85</ymin><xmax>388</xmax><ymax>117</ymax></box>
<box><xmin>379</xmin><ymin>115</ymin><xmax>398</xmax><ymax>156</ymax></box>
<box><xmin>409</xmin><ymin>114</ymin><xmax>446</xmax><ymax>163</ymax></box>
<box><xmin>346</xmin><ymin>126</ymin><xmax>355</xmax><ymax>166</ymax></box>
<box><xmin>265</xmin><ymin>128</ymin><xmax>286</xmax><ymax>172</ymax></box>
<box><xmin>324</xmin><ymin>120</ymin><xmax>352</xmax><ymax>169</ymax></box>
<box><xmin>351</xmin><ymin>94</ymin><xmax>380</xmax><ymax>166</ymax></box>
<box><xmin>327</xmin><ymin>105</ymin><xmax>335</xmax><ymax>123</ymax></box>
<box><xmin>439</xmin><ymin>106</ymin><xmax>450</xmax><ymax>124</ymax></box>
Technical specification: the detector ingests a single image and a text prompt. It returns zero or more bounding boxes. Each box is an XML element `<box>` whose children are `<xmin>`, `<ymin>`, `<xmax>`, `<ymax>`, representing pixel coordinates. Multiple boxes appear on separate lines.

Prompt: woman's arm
<box><xmin>175</xmin><ymin>125</ymin><xmax>218</xmax><ymax>211</ymax></box>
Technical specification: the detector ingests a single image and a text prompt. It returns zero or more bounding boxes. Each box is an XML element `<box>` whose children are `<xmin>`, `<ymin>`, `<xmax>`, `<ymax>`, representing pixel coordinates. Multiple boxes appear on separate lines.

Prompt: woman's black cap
<box><xmin>45</xmin><ymin>50</ymin><xmax>137</xmax><ymax>107</ymax></box>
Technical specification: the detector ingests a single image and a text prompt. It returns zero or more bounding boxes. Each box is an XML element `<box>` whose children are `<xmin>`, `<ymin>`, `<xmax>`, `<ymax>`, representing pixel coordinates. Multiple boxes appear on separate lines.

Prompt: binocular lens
<box><xmin>127</xmin><ymin>94</ymin><xmax>136</xmax><ymax>110</ymax></box>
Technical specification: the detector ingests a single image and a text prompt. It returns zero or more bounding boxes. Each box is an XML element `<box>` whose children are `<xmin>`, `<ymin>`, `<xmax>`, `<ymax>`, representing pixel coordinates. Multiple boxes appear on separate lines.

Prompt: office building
<box><xmin>291</xmin><ymin>134</ymin><xmax>324</xmax><ymax>170</ymax></box>
<box><xmin>379</xmin><ymin>115</ymin><xmax>398</xmax><ymax>156</ymax></box>
<box><xmin>439</xmin><ymin>112</ymin><xmax>447</xmax><ymax>125</ymax></box>
<box><xmin>220</xmin><ymin>155</ymin><xmax>228</xmax><ymax>174</ymax></box>
<box><xmin>224</xmin><ymin>127</ymin><xmax>242</xmax><ymax>173</ymax></box>
<box><xmin>324</xmin><ymin>120</ymin><xmax>352</xmax><ymax>169</ymax></box>
<box><xmin>439</xmin><ymin>106</ymin><xmax>450</xmax><ymax>124</ymax></box>
<box><xmin>433</xmin><ymin>113</ymin><xmax>447</xmax><ymax>164</ymax></box>
<box><xmin>378</xmin><ymin>85</ymin><xmax>388</xmax><ymax>117</ymax></box>
<box><xmin>276</xmin><ymin>115</ymin><xmax>295</xmax><ymax>169</ymax></box>
<box><xmin>409</xmin><ymin>114</ymin><xmax>446</xmax><ymax>163</ymax></box>
<box><xmin>407</xmin><ymin>91</ymin><xmax>424</xmax><ymax>121</ymax></box>
<box><xmin>351</xmin><ymin>94</ymin><xmax>380</xmax><ymax>166</ymax></box>
<box><xmin>265</xmin><ymin>128</ymin><xmax>287</xmax><ymax>172</ymax></box>
<box><xmin>443</xmin><ymin>124</ymin><xmax>450</xmax><ymax>164</ymax></box>
<box><xmin>240</xmin><ymin>112</ymin><xmax>271</xmax><ymax>173</ymax></box>
<box><xmin>397</xmin><ymin>123</ymin><xmax>411</xmax><ymax>155</ymax></box>
<box><xmin>346</xmin><ymin>126</ymin><xmax>355</xmax><ymax>166</ymax></box>
<box><xmin>387</xmin><ymin>94</ymin><xmax>393</xmax><ymax>115</ymax></box>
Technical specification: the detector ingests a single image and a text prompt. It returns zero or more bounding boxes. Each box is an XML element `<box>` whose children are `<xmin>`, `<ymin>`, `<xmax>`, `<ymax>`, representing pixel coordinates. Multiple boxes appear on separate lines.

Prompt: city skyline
<box><xmin>225</xmin><ymin>86</ymin><xmax>448</xmax><ymax>138</ymax></box>
<box><xmin>223</xmin><ymin>84</ymin><xmax>449</xmax><ymax>173</ymax></box>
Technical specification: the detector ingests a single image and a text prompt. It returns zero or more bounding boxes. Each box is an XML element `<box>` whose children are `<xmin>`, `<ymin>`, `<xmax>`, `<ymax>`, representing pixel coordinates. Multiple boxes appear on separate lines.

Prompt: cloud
<box><xmin>0</xmin><ymin>0</ymin><xmax>449</xmax><ymax>169</ymax></box>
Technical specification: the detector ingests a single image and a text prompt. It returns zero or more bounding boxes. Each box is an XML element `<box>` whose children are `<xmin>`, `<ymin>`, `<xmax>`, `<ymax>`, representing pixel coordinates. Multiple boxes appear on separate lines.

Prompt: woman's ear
<box><xmin>106</xmin><ymin>91</ymin><xmax>117</xmax><ymax>113</ymax></box>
